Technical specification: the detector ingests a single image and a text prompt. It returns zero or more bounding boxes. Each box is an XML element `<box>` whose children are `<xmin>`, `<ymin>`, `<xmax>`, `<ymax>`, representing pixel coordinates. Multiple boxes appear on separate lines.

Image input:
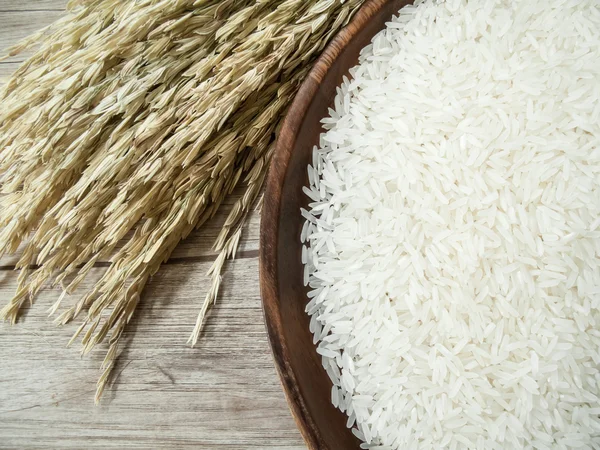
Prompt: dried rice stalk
<box><xmin>0</xmin><ymin>0</ymin><xmax>364</xmax><ymax>402</ymax></box>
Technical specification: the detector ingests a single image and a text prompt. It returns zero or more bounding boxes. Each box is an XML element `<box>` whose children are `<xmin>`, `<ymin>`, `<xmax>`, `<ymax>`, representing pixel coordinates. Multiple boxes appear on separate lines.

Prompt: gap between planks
<box><xmin>0</xmin><ymin>250</ymin><xmax>260</xmax><ymax>272</ymax></box>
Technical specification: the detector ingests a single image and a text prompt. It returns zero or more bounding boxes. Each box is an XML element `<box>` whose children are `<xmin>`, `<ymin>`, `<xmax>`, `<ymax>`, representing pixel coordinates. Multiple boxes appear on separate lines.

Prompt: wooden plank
<box><xmin>0</xmin><ymin>0</ymin><xmax>66</xmax><ymax>10</ymax></box>
<box><xmin>0</xmin><ymin>11</ymin><xmax>65</xmax><ymax>51</ymax></box>
<box><xmin>0</xmin><ymin>258</ymin><xmax>303</xmax><ymax>448</ymax></box>
<box><xmin>0</xmin><ymin>3</ymin><xmax>304</xmax><ymax>448</ymax></box>
<box><xmin>0</xmin><ymin>9</ymin><xmax>65</xmax><ymax>74</ymax></box>
<box><xmin>0</xmin><ymin>61</ymin><xmax>20</xmax><ymax>80</ymax></box>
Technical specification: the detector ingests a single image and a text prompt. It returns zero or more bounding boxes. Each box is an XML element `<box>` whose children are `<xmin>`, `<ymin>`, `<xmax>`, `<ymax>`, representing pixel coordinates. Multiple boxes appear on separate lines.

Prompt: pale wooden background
<box><xmin>0</xmin><ymin>2</ymin><xmax>304</xmax><ymax>448</ymax></box>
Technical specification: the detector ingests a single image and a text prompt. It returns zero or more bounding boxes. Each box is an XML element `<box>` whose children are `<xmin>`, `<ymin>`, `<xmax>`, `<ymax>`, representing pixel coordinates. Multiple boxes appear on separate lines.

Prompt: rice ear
<box><xmin>0</xmin><ymin>0</ymin><xmax>365</xmax><ymax>401</ymax></box>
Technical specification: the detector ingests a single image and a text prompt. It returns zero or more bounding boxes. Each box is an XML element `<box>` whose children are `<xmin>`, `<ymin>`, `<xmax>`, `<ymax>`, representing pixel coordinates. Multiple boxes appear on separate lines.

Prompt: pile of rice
<box><xmin>301</xmin><ymin>0</ymin><xmax>600</xmax><ymax>448</ymax></box>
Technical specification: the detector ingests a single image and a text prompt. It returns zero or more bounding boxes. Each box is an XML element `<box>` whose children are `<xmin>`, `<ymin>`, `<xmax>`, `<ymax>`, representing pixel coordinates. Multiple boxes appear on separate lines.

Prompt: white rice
<box><xmin>301</xmin><ymin>0</ymin><xmax>600</xmax><ymax>448</ymax></box>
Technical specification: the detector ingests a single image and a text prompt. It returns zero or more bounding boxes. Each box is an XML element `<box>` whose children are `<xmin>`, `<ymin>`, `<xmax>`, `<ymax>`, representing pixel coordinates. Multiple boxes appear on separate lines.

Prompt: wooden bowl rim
<box><xmin>260</xmin><ymin>0</ymin><xmax>393</xmax><ymax>448</ymax></box>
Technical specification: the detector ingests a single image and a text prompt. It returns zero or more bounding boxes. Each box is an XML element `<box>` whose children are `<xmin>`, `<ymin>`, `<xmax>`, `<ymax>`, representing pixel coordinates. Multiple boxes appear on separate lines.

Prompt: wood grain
<box><xmin>260</xmin><ymin>1</ymin><xmax>413</xmax><ymax>449</ymax></box>
<box><xmin>0</xmin><ymin>2</ymin><xmax>304</xmax><ymax>448</ymax></box>
<box><xmin>0</xmin><ymin>10</ymin><xmax>64</xmax><ymax>63</ymax></box>
<box><xmin>0</xmin><ymin>0</ymin><xmax>66</xmax><ymax>10</ymax></box>
<box><xmin>1</xmin><ymin>259</ymin><xmax>302</xmax><ymax>448</ymax></box>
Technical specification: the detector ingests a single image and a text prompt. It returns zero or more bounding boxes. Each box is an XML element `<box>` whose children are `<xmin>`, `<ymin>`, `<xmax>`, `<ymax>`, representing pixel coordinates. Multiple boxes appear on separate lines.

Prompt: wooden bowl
<box><xmin>260</xmin><ymin>0</ymin><xmax>413</xmax><ymax>448</ymax></box>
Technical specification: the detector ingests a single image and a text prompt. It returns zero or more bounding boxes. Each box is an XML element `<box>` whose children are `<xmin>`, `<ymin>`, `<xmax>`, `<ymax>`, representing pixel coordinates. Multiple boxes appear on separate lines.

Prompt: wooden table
<box><xmin>0</xmin><ymin>2</ymin><xmax>304</xmax><ymax>448</ymax></box>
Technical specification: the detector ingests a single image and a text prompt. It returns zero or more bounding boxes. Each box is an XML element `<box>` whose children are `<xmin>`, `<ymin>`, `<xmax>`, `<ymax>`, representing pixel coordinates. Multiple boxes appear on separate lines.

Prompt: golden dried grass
<box><xmin>0</xmin><ymin>0</ymin><xmax>364</xmax><ymax>402</ymax></box>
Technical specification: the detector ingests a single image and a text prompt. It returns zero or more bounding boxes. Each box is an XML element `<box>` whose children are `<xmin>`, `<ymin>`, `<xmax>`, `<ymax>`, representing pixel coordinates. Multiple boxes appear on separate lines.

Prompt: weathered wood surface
<box><xmin>0</xmin><ymin>2</ymin><xmax>304</xmax><ymax>448</ymax></box>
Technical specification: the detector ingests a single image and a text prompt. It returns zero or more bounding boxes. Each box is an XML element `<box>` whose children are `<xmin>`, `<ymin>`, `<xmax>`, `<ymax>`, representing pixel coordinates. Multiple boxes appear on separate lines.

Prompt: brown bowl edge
<box><xmin>259</xmin><ymin>1</ymin><xmax>408</xmax><ymax>448</ymax></box>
